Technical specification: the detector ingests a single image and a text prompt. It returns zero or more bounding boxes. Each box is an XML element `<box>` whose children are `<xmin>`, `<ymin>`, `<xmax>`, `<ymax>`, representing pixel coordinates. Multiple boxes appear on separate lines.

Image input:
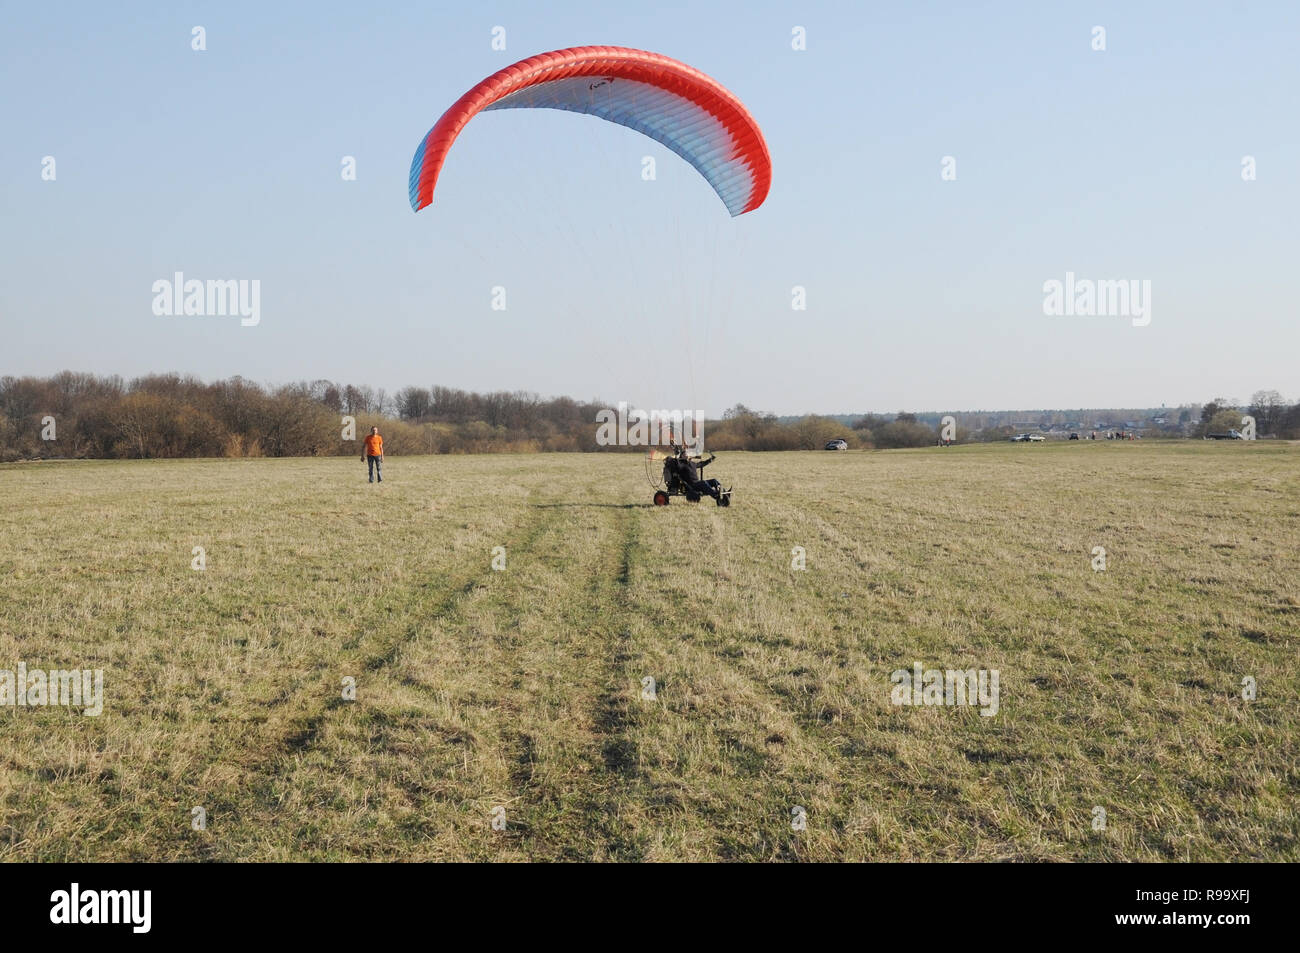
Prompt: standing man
<box><xmin>362</xmin><ymin>426</ymin><xmax>384</xmax><ymax>483</ymax></box>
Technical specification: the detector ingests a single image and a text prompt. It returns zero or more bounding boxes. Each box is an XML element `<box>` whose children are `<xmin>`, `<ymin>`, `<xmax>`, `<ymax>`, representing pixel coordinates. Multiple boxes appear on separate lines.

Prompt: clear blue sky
<box><xmin>2</xmin><ymin>0</ymin><xmax>1296</xmax><ymax>416</ymax></box>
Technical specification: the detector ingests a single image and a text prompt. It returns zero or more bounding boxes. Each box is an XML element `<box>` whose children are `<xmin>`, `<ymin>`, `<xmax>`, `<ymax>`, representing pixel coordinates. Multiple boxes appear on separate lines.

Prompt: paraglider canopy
<box><xmin>408</xmin><ymin>46</ymin><xmax>771</xmax><ymax>217</ymax></box>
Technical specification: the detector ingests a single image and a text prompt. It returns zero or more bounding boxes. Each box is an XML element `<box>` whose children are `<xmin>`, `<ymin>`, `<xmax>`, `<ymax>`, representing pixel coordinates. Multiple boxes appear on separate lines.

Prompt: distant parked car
<box><xmin>1207</xmin><ymin>430</ymin><xmax>1244</xmax><ymax>440</ymax></box>
<box><xmin>825</xmin><ymin>439</ymin><xmax>848</xmax><ymax>451</ymax></box>
<box><xmin>1069</xmin><ymin>433</ymin><xmax>1080</xmax><ymax>440</ymax></box>
<box><xmin>1025</xmin><ymin>433</ymin><xmax>1045</xmax><ymax>442</ymax></box>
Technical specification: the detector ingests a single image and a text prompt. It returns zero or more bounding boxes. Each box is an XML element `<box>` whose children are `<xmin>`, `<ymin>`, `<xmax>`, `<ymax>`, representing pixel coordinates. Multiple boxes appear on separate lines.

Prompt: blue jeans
<box><xmin>692</xmin><ymin>478</ymin><xmax>720</xmax><ymax>498</ymax></box>
<box><xmin>367</xmin><ymin>455</ymin><xmax>382</xmax><ymax>482</ymax></box>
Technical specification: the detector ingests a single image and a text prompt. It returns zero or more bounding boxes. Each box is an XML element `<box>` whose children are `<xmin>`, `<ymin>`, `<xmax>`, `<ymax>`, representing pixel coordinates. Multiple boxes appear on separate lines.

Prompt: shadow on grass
<box><xmin>529</xmin><ymin>502</ymin><xmax>656</xmax><ymax>510</ymax></box>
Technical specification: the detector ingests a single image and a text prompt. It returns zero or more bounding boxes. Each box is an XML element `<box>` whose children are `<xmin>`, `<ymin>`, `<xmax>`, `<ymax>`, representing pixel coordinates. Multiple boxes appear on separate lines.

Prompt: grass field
<box><xmin>1</xmin><ymin>442</ymin><xmax>1297</xmax><ymax>861</ymax></box>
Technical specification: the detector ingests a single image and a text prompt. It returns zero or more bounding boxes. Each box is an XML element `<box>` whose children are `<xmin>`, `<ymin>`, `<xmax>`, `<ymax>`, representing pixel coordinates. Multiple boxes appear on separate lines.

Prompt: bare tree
<box><xmin>1248</xmin><ymin>390</ymin><xmax>1286</xmax><ymax>435</ymax></box>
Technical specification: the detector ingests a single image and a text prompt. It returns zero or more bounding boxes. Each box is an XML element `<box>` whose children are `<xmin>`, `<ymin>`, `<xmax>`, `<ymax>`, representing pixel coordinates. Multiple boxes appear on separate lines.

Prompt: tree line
<box><xmin>1</xmin><ymin>372</ymin><xmax>1296</xmax><ymax>461</ymax></box>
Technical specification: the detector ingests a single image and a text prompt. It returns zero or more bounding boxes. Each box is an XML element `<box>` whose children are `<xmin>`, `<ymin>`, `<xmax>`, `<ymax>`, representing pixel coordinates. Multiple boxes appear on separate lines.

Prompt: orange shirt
<box><xmin>364</xmin><ymin>434</ymin><xmax>383</xmax><ymax>455</ymax></box>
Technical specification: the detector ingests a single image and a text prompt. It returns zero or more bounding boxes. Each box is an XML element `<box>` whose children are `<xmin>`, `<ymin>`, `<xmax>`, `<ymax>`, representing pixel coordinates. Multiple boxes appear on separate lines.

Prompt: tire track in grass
<box><xmin>257</xmin><ymin>508</ymin><xmax>559</xmax><ymax>753</ymax></box>
<box><xmin>560</xmin><ymin>507</ymin><xmax>646</xmax><ymax>857</ymax></box>
<box><xmin>592</xmin><ymin>515</ymin><xmax>639</xmax><ymax>778</ymax></box>
<box><xmin>636</xmin><ymin>617</ymin><xmax>824</xmax><ymax>858</ymax></box>
<box><xmin>168</xmin><ymin>504</ymin><xmax>562</xmax><ymax>860</ymax></box>
<box><xmin>214</xmin><ymin>499</ymin><xmax>631</xmax><ymax>860</ymax></box>
<box><xmin>629</xmin><ymin>500</ymin><xmax>880</xmax><ymax>860</ymax></box>
<box><xmin>587</xmin><ymin>506</ymin><xmax>816</xmax><ymax>859</ymax></box>
<box><xmin>459</xmin><ymin>504</ymin><xmax>650</xmax><ymax>860</ymax></box>
<box><xmin>465</xmin><ymin>508</ymin><xmax>618</xmax><ymax>858</ymax></box>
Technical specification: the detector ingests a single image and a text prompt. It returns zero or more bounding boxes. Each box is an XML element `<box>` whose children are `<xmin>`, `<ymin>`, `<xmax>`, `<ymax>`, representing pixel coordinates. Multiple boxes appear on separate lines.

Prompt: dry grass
<box><xmin>0</xmin><ymin>441</ymin><xmax>1296</xmax><ymax>861</ymax></box>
